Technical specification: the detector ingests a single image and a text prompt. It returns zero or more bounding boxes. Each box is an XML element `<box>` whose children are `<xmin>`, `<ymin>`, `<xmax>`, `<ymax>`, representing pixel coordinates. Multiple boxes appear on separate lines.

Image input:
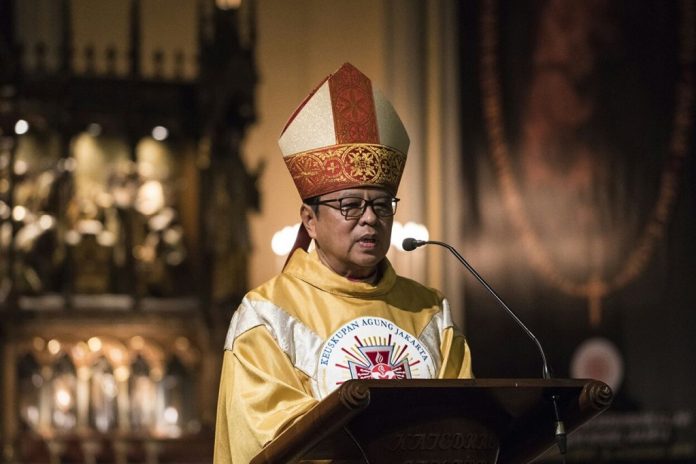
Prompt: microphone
<box><xmin>401</xmin><ymin>237</ymin><xmax>424</xmax><ymax>252</ymax></box>
<box><xmin>402</xmin><ymin>237</ymin><xmax>567</xmax><ymax>454</ymax></box>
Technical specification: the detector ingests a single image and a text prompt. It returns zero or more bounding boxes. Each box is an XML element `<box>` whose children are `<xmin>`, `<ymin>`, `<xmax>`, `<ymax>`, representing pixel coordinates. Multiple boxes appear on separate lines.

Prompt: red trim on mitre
<box><xmin>328</xmin><ymin>63</ymin><xmax>379</xmax><ymax>145</ymax></box>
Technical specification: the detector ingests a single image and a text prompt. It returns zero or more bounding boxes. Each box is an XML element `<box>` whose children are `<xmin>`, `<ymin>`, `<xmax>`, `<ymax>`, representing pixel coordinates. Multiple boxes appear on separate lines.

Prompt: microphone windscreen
<box><xmin>402</xmin><ymin>238</ymin><xmax>419</xmax><ymax>251</ymax></box>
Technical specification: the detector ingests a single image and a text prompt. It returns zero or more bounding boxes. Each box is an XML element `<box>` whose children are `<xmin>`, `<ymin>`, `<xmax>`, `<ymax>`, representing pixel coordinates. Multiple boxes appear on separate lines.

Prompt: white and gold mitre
<box><xmin>279</xmin><ymin>62</ymin><xmax>410</xmax><ymax>199</ymax></box>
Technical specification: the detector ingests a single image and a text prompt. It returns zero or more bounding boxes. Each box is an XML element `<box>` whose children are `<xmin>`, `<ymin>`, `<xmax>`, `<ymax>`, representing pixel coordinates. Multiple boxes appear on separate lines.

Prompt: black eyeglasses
<box><xmin>308</xmin><ymin>196</ymin><xmax>400</xmax><ymax>219</ymax></box>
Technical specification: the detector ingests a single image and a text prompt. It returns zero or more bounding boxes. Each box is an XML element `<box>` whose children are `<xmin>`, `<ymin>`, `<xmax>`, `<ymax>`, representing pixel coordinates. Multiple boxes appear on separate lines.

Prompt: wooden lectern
<box><xmin>251</xmin><ymin>378</ymin><xmax>612</xmax><ymax>463</ymax></box>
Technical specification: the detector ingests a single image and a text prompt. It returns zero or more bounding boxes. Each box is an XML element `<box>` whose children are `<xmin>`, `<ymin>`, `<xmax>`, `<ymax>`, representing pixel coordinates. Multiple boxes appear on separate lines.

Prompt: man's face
<box><xmin>302</xmin><ymin>187</ymin><xmax>394</xmax><ymax>279</ymax></box>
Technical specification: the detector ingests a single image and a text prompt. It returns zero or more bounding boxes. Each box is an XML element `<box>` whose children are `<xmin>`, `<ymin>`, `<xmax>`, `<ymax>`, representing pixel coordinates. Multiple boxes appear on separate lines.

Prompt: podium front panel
<box><xmin>253</xmin><ymin>379</ymin><xmax>612</xmax><ymax>464</ymax></box>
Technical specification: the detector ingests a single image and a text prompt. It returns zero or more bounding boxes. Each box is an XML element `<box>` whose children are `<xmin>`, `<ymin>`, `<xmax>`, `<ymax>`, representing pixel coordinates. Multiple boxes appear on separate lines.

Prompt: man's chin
<box><xmin>351</xmin><ymin>254</ymin><xmax>386</xmax><ymax>270</ymax></box>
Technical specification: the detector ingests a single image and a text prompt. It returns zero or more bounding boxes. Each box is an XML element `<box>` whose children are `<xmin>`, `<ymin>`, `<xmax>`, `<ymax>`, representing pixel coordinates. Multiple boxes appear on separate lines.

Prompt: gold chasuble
<box><xmin>213</xmin><ymin>250</ymin><xmax>473</xmax><ymax>463</ymax></box>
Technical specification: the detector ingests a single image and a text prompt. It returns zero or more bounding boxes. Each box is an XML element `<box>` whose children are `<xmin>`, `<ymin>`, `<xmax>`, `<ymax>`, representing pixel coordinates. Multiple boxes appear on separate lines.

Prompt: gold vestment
<box><xmin>214</xmin><ymin>249</ymin><xmax>473</xmax><ymax>463</ymax></box>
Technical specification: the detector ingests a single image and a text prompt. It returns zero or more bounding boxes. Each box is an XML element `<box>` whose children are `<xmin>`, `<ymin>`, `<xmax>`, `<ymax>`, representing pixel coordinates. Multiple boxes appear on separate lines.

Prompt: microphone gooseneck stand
<box><xmin>402</xmin><ymin>238</ymin><xmax>567</xmax><ymax>458</ymax></box>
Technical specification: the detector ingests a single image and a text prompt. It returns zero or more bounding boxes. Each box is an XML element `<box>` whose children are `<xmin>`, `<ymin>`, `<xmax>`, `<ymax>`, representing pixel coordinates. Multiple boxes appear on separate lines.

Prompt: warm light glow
<box><xmin>62</xmin><ymin>157</ymin><xmax>77</xmax><ymax>172</ymax></box>
<box><xmin>32</xmin><ymin>337</ymin><xmax>46</xmax><ymax>352</ymax></box>
<box><xmin>163</xmin><ymin>406</ymin><xmax>179</xmax><ymax>424</ymax></box>
<box><xmin>39</xmin><ymin>214</ymin><xmax>56</xmax><ymax>230</ymax></box>
<box><xmin>216</xmin><ymin>0</ymin><xmax>241</xmax><ymax>9</ymax></box>
<box><xmin>97</xmin><ymin>230</ymin><xmax>117</xmax><ymax>247</ymax></box>
<box><xmin>73</xmin><ymin>342</ymin><xmax>89</xmax><ymax>362</ymax></box>
<box><xmin>271</xmin><ymin>223</ymin><xmax>300</xmax><ymax>256</ymax></box>
<box><xmin>114</xmin><ymin>366</ymin><xmax>130</xmax><ymax>382</ymax></box>
<box><xmin>391</xmin><ymin>222</ymin><xmax>404</xmax><ymax>249</ymax></box>
<box><xmin>571</xmin><ymin>337</ymin><xmax>624</xmax><ymax>392</ymax></box>
<box><xmin>31</xmin><ymin>373</ymin><xmax>43</xmax><ymax>388</ymax></box>
<box><xmin>96</xmin><ymin>191</ymin><xmax>114</xmax><ymax>208</ymax></box>
<box><xmin>129</xmin><ymin>336</ymin><xmax>145</xmax><ymax>350</ymax></box>
<box><xmin>134</xmin><ymin>245</ymin><xmax>155</xmax><ymax>262</ymax></box>
<box><xmin>65</xmin><ymin>230</ymin><xmax>82</xmax><ymax>245</ymax></box>
<box><xmin>404</xmin><ymin>222</ymin><xmax>430</xmax><ymax>241</ymax></box>
<box><xmin>149</xmin><ymin>208</ymin><xmax>175</xmax><ymax>231</ymax></box>
<box><xmin>77</xmin><ymin>219</ymin><xmax>104</xmax><ymax>235</ymax></box>
<box><xmin>12</xmin><ymin>205</ymin><xmax>27</xmax><ymax>222</ymax></box>
<box><xmin>14</xmin><ymin>119</ymin><xmax>29</xmax><ymax>135</ymax></box>
<box><xmin>101</xmin><ymin>375</ymin><xmax>118</xmax><ymax>398</ymax></box>
<box><xmin>109</xmin><ymin>347</ymin><xmax>124</xmax><ymax>364</ymax></box>
<box><xmin>25</xmin><ymin>406</ymin><xmax>39</xmax><ymax>426</ymax></box>
<box><xmin>55</xmin><ymin>388</ymin><xmax>72</xmax><ymax>410</ymax></box>
<box><xmin>136</xmin><ymin>180</ymin><xmax>165</xmax><ymax>215</ymax></box>
<box><xmin>163</xmin><ymin>227</ymin><xmax>183</xmax><ymax>245</ymax></box>
<box><xmin>47</xmin><ymin>339</ymin><xmax>61</xmax><ymax>355</ymax></box>
<box><xmin>151</xmin><ymin>126</ymin><xmax>169</xmax><ymax>141</ymax></box>
<box><xmin>0</xmin><ymin>201</ymin><xmax>9</xmax><ymax>219</ymax></box>
<box><xmin>88</xmin><ymin>337</ymin><xmax>103</xmax><ymax>352</ymax></box>
<box><xmin>14</xmin><ymin>159</ymin><xmax>28</xmax><ymax>175</ymax></box>
<box><xmin>391</xmin><ymin>221</ymin><xmax>430</xmax><ymax>251</ymax></box>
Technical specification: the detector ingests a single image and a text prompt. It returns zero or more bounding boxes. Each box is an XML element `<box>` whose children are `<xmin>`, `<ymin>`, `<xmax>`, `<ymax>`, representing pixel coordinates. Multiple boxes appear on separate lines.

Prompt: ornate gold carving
<box><xmin>285</xmin><ymin>144</ymin><xmax>406</xmax><ymax>199</ymax></box>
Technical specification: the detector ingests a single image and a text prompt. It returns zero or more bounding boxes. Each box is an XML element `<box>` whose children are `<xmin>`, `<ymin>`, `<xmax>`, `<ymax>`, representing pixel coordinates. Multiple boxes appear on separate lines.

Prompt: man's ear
<box><xmin>300</xmin><ymin>204</ymin><xmax>318</xmax><ymax>239</ymax></box>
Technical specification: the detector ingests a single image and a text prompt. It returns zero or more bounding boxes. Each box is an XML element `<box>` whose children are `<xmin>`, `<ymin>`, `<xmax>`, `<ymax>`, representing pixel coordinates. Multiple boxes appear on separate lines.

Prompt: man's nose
<box><xmin>358</xmin><ymin>203</ymin><xmax>379</xmax><ymax>224</ymax></box>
